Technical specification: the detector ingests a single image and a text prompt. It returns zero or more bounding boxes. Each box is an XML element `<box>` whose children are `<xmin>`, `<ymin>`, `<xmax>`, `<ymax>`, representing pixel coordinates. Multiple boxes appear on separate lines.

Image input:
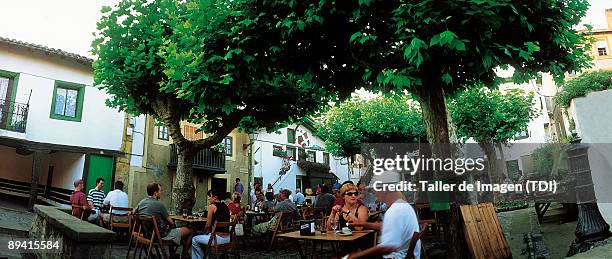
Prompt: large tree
<box><xmin>92</xmin><ymin>0</ymin><xmax>360</xmax><ymax>212</ymax></box>
<box><xmin>449</xmin><ymin>87</ymin><xmax>538</xmax><ymax>182</ymax></box>
<box><xmin>318</xmin><ymin>95</ymin><xmax>426</xmax><ymax>157</ymax></box>
<box><xmin>293</xmin><ymin>0</ymin><xmax>591</xmax><ymax>146</ymax></box>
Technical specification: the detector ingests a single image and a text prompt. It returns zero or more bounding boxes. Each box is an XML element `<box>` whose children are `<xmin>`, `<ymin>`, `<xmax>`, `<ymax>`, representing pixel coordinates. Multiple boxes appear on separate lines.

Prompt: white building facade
<box><xmin>251</xmin><ymin>121</ymin><xmax>350</xmax><ymax>194</ymax></box>
<box><xmin>0</xmin><ymin>37</ymin><xmax>125</xmax><ymax>209</ymax></box>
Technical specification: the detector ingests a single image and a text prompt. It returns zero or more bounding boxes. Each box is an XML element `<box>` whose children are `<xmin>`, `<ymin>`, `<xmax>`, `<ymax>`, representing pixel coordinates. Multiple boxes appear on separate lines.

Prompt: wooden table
<box><xmin>169</xmin><ymin>215</ymin><xmax>207</xmax><ymax>229</ymax></box>
<box><xmin>278</xmin><ymin>230</ymin><xmax>375</xmax><ymax>258</ymax></box>
<box><xmin>169</xmin><ymin>215</ymin><xmax>207</xmax><ymax>223</ymax></box>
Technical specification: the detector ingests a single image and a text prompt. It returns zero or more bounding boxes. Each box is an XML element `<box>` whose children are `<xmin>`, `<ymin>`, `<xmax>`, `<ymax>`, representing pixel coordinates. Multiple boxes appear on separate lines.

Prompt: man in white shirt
<box><xmin>344</xmin><ymin>170</ymin><xmax>421</xmax><ymax>259</ymax></box>
<box><xmin>101</xmin><ymin>181</ymin><xmax>129</xmax><ymax>224</ymax></box>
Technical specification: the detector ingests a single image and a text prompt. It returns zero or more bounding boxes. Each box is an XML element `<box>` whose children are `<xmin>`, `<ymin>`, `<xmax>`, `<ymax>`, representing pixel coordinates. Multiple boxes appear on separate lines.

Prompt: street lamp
<box><xmin>566</xmin><ymin>137</ymin><xmax>611</xmax><ymax>256</ymax></box>
<box><xmin>246</xmin><ymin>132</ymin><xmax>259</xmax><ymax>206</ymax></box>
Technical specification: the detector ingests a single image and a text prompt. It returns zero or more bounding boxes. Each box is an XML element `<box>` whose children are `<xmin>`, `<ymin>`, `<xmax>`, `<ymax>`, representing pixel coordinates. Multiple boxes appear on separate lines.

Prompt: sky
<box><xmin>0</xmin><ymin>0</ymin><xmax>611</xmax><ymax>58</ymax></box>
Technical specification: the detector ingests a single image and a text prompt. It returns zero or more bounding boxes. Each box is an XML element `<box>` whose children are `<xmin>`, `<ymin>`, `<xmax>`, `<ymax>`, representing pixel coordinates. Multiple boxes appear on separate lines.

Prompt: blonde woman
<box><xmin>327</xmin><ymin>183</ymin><xmax>368</xmax><ymax>231</ymax></box>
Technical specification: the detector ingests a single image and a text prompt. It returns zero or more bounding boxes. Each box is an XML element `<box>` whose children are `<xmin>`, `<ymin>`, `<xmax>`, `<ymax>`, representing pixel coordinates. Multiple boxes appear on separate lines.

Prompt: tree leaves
<box><xmin>449</xmin><ymin>87</ymin><xmax>537</xmax><ymax>144</ymax></box>
<box><xmin>318</xmin><ymin>95</ymin><xmax>426</xmax><ymax>157</ymax></box>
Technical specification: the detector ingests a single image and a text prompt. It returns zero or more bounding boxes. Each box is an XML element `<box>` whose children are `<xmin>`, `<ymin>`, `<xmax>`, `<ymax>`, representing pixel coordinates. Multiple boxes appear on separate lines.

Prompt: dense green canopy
<box><xmin>555</xmin><ymin>70</ymin><xmax>612</xmax><ymax>107</ymax></box>
<box><xmin>449</xmin><ymin>87</ymin><xmax>538</xmax><ymax>144</ymax></box>
<box><xmin>318</xmin><ymin>95</ymin><xmax>426</xmax><ymax>157</ymax></box>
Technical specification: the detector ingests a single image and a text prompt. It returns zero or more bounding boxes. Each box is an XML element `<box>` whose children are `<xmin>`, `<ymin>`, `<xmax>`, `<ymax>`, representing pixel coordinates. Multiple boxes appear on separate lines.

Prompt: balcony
<box><xmin>0</xmin><ymin>100</ymin><xmax>28</xmax><ymax>133</ymax></box>
<box><xmin>168</xmin><ymin>144</ymin><xmax>226</xmax><ymax>173</ymax></box>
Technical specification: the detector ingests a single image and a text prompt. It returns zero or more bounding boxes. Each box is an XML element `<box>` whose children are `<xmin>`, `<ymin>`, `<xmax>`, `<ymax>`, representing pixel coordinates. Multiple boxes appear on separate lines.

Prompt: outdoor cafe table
<box><xmin>169</xmin><ymin>215</ymin><xmax>207</xmax><ymax>229</ymax></box>
<box><xmin>278</xmin><ymin>230</ymin><xmax>375</xmax><ymax>259</ymax></box>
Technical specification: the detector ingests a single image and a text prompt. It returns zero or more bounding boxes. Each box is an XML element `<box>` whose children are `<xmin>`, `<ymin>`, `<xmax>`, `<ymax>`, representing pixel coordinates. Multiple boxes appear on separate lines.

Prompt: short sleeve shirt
<box><xmin>103</xmin><ymin>189</ymin><xmax>129</xmax><ymax>215</ymax></box>
<box><xmin>379</xmin><ymin>199</ymin><xmax>420</xmax><ymax>259</ymax></box>
<box><xmin>87</xmin><ymin>188</ymin><xmax>106</xmax><ymax>208</ymax></box>
<box><xmin>70</xmin><ymin>191</ymin><xmax>87</xmax><ymax>217</ymax></box>
<box><xmin>136</xmin><ymin>197</ymin><xmax>171</xmax><ymax>236</ymax></box>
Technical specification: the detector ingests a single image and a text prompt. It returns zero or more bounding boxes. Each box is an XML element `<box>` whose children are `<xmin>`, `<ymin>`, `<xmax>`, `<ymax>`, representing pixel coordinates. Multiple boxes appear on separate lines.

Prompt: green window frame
<box><xmin>0</xmin><ymin>69</ymin><xmax>20</xmax><ymax>129</ymax></box>
<box><xmin>287</xmin><ymin>128</ymin><xmax>296</xmax><ymax>144</ymax></box>
<box><xmin>50</xmin><ymin>80</ymin><xmax>85</xmax><ymax>122</ymax></box>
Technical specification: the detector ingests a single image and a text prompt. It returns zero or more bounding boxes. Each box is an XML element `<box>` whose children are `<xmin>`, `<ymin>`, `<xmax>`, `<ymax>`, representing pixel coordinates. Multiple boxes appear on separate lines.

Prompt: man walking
<box><xmin>234</xmin><ymin>178</ymin><xmax>244</xmax><ymax>194</ymax></box>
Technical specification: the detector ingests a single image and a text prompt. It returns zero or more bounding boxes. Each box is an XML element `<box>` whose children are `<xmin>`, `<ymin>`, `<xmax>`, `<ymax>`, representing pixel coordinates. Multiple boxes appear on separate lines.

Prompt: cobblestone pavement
<box><xmin>110</xmin><ymin>238</ymin><xmax>322</xmax><ymax>259</ymax></box>
<box><xmin>0</xmin><ymin>198</ymin><xmax>32</xmax><ymax>234</ymax></box>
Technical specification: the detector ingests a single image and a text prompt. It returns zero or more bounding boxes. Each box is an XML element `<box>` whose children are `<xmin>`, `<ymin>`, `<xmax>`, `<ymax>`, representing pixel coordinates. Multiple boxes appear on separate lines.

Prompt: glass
<box><xmin>54</xmin><ymin>88</ymin><xmax>67</xmax><ymax>115</ymax></box>
<box><xmin>331</xmin><ymin>218</ymin><xmax>338</xmax><ymax>232</ymax></box>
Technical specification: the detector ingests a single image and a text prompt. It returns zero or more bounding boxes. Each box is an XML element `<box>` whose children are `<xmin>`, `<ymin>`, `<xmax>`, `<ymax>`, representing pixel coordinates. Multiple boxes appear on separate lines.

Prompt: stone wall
<box><xmin>29</xmin><ymin>205</ymin><xmax>115</xmax><ymax>259</ymax></box>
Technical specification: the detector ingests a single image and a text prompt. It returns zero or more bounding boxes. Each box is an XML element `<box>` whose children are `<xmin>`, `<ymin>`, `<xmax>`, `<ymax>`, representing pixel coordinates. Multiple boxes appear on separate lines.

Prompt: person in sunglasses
<box><xmin>328</xmin><ymin>183</ymin><xmax>369</xmax><ymax>231</ymax></box>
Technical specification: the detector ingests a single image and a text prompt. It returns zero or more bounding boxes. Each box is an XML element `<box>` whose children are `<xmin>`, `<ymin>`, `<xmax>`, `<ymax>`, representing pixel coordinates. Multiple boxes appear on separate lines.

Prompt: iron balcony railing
<box><xmin>0</xmin><ymin>99</ymin><xmax>28</xmax><ymax>133</ymax></box>
<box><xmin>168</xmin><ymin>144</ymin><xmax>226</xmax><ymax>173</ymax></box>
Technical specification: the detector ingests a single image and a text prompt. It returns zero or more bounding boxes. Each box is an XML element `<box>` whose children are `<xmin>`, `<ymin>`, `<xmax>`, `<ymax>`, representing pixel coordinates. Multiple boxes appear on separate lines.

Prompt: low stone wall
<box><xmin>29</xmin><ymin>205</ymin><xmax>115</xmax><ymax>259</ymax></box>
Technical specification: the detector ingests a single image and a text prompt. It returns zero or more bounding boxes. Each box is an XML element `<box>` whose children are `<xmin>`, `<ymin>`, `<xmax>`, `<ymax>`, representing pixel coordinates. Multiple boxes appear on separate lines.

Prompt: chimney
<box><xmin>607</xmin><ymin>9</ymin><xmax>612</xmax><ymax>29</ymax></box>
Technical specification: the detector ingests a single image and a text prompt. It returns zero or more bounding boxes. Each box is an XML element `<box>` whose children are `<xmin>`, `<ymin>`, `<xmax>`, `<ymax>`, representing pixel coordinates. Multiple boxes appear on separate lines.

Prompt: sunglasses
<box><xmin>344</xmin><ymin>191</ymin><xmax>360</xmax><ymax>197</ymax></box>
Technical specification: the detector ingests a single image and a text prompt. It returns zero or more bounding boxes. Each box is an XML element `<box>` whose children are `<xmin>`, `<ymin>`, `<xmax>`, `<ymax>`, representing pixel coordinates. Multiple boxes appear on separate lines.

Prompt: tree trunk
<box><xmin>414</xmin><ymin>83</ymin><xmax>466</xmax><ymax>258</ymax></box>
<box><xmin>480</xmin><ymin>141</ymin><xmax>498</xmax><ymax>182</ymax></box>
<box><xmin>495</xmin><ymin>142</ymin><xmax>508</xmax><ymax>179</ymax></box>
<box><xmin>172</xmin><ymin>147</ymin><xmax>196</xmax><ymax>214</ymax></box>
<box><xmin>414</xmin><ymin>84</ymin><xmax>451</xmax><ymax>155</ymax></box>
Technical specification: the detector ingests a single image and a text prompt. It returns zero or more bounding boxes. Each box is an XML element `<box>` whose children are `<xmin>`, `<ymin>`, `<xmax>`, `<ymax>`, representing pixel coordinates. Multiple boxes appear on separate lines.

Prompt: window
<box><xmin>183</xmin><ymin>124</ymin><xmax>203</xmax><ymax>141</ymax></box>
<box><xmin>158</xmin><ymin>126</ymin><xmax>169</xmax><ymax>140</ymax></box>
<box><xmin>50</xmin><ymin>81</ymin><xmax>85</xmax><ymax>122</ymax></box>
<box><xmin>286</xmin><ymin>146</ymin><xmax>296</xmax><ymax>160</ymax></box>
<box><xmin>224</xmin><ymin>136</ymin><xmax>233</xmax><ymax>156</ymax></box>
<box><xmin>0</xmin><ymin>70</ymin><xmax>20</xmax><ymax>130</ymax></box>
<box><xmin>287</xmin><ymin>128</ymin><xmax>296</xmax><ymax>143</ymax></box>
<box><xmin>273</xmin><ymin>145</ymin><xmax>286</xmax><ymax>157</ymax></box>
<box><xmin>597</xmin><ymin>40</ymin><xmax>608</xmax><ymax>56</ymax></box>
<box><xmin>307</xmin><ymin>151</ymin><xmax>316</xmax><ymax>162</ymax></box>
<box><xmin>514</xmin><ymin>129</ymin><xmax>529</xmax><ymax>140</ymax></box>
<box><xmin>323</xmin><ymin>152</ymin><xmax>330</xmax><ymax>165</ymax></box>
<box><xmin>298</xmin><ymin>148</ymin><xmax>306</xmax><ymax>161</ymax></box>
<box><xmin>296</xmin><ymin>177</ymin><xmax>302</xmax><ymax>191</ymax></box>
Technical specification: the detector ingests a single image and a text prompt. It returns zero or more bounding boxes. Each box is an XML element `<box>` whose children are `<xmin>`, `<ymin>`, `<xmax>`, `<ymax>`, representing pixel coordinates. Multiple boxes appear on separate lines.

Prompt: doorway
<box><xmin>86</xmin><ymin>155</ymin><xmax>114</xmax><ymax>193</ymax></box>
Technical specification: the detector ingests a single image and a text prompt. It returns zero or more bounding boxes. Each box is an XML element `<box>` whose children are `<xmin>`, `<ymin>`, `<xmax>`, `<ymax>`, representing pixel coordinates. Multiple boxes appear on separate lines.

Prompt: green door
<box><xmin>86</xmin><ymin>155</ymin><xmax>114</xmax><ymax>193</ymax></box>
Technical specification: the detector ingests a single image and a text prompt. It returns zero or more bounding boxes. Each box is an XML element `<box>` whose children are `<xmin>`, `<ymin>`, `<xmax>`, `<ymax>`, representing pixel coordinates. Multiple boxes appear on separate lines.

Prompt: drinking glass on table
<box><xmin>331</xmin><ymin>218</ymin><xmax>338</xmax><ymax>232</ymax></box>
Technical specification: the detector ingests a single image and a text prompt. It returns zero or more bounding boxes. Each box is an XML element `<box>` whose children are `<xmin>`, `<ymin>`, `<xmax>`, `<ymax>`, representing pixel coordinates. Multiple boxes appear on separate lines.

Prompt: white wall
<box><xmin>130</xmin><ymin>115</ymin><xmax>147</xmax><ymax>167</ymax></box>
<box><xmin>253</xmin><ymin>124</ymin><xmax>349</xmax><ymax>192</ymax></box>
<box><xmin>0</xmin><ymin>146</ymin><xmax>84</xmax><ymax>190</ymax></box>
<box><xmin>0</xmin><ymin>45</ymin><xmax>124</xmax><ymax>151</ymax></box>
<box><xmin>569</xmin><ymin>89</ymin><xmax>612</xmax><ymax>224</ymax></box>
<box><xmin>46</xmin><ymin>152</ymin><xmax>86</xmax><ymax>190</ymax></box>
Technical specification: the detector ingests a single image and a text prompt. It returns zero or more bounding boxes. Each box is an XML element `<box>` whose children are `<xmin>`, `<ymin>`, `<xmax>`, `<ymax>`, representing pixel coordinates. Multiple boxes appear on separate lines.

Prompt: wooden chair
<box><xmin>204</xmin><ymin>221</ymin><xmax>239</xmax><ymax>258</ymax></box>
<box><xmin>269</xmin><ymin>212</ymin><xmax>295</xmax><ymax>250</ymax></box>
<box><xmin>133</xmin><ymin>215</ymin><xmax>177</xmax><ymax>259</ymax></box>
<box><xmin>405</xmin><ymin>222</ymin><xmax>430</xmax><ymax>259</ymax></box>
<box><xmin>109</xmin><ymin>206</ymin><xmax>133</xmax><ymax>232</ymax></box>
<box><xmin>126</xmin><ymin>213</ymin><xmax>142</xmax><ymax>258</ymax></box>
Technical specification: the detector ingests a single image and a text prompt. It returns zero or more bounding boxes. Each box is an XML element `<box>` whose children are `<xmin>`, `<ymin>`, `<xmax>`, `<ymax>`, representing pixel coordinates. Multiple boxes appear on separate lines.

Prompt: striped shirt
<box><xmin>87</xmin><ymin>188</ymin><xmax>106</xmax><ymax>208</ymax></box>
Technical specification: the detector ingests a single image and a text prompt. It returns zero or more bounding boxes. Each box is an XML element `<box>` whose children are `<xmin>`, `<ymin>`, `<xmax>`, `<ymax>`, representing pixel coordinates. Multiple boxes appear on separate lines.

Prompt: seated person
<box><xmin>70</xmin><ymin>179</ymin><xmax>91</xmax><ymax>219</ymax></box>
<box><xmin>263</xmin><ymin>192</ymin><xmax>276</xmax><ymax>212</ymax></box>
<box><xmin>192</xmin><ymin>189</ymin><xmax>231</xmax><ymax>259</ymax></box>
<box><xmin>227</xmin><ymin>192</ymin><xmax>243</xmax><ymax>221</ymax></box>
<box><xmin>315</xmin><ymin>184</ymin><xmax>336</xmax><ymax>215</ymax></box>
<box><xmin>86</xmin><ymin>178</ymin><xmax>106</xmax><ymax>223</ymax></box>
<box><xmin>135</xmin><ymin>183</ymin><xmax>193</xmax><ymax>258</ymax></box>
<box><xmin>327</xmin><ymin>183</ymin><xmax>368</xmax><ymax>231</ymax></box>
<box><xmin>101</xmin><ymin>181</ymin><xmax>129</xmax><ymax>224</ymax></box>
<box><xmin>343</xmin><ymin>171</ymin><xmax>420</xmax><ymax>259</ymax></box>
<box><xmin>252</xmin><ymin>189</ymin><xmax>298</xmax><ymax>235</ymax></box>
